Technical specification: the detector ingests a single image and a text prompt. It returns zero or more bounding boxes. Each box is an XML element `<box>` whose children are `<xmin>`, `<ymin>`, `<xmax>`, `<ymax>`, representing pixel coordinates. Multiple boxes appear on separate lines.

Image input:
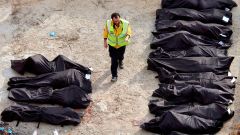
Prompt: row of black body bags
<box><xmin>141</xmin><ymin>0</ymin><xmax>237</xmax><ymax>134</ymax></box>
<box><xmin>1</xmin><ymin>54</ymin><xmax>93</xmax><ymax>126</ymax></box>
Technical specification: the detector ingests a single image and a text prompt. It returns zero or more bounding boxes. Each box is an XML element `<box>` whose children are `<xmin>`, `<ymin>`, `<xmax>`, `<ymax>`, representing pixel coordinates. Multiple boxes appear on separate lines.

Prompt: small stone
<box><xmin>95</xmin><ymin>101</ymin><xmax>108</xmax><ymax>112</ymax></box>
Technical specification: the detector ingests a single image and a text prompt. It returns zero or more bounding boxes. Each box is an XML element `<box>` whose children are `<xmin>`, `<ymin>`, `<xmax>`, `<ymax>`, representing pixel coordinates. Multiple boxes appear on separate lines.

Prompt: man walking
<box><xmin>103</xmin><ymin>13</ymin><xmax>132</xmax><ymax>82</ymax></box>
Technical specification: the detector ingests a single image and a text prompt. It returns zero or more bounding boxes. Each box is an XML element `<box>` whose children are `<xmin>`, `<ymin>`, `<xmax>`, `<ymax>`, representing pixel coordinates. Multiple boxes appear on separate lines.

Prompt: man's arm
<box><xmin>125</xmin><ymin>24</ymin><xmax>132</xmax><ymax>42</ymax></box>
<box><xmin>104</xmin><ymin>38</ymin><xmax>108</xmax><ymax>48</ymax></box>
<box><xmin>103</xmin><ymin>25</ymin><xmax>108</xmax><ymax>49</ymax></box>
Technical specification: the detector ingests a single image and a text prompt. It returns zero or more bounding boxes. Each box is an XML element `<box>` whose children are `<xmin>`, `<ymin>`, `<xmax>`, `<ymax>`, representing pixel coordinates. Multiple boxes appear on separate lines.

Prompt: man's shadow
<box><xmin>92</xmin><ymin>70</ymin><xmax>113</xmax><ymax>92</ymax></box>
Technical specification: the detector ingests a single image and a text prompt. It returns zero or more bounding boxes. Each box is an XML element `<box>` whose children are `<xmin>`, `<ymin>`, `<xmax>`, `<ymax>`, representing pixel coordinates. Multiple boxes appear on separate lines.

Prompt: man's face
<box><xmin>112</xmin><ymin>16</ymin><xmax>120</xmax><ymax>26</ymax></box>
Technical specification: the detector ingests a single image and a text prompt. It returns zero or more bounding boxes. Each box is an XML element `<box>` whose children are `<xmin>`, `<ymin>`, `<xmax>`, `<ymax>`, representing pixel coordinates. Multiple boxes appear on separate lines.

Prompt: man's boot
<box><xmin>111</xmin><ymin>76</ymin><xmax>118</xmax><ymax>82</ymax></box>
<box><xmin>119</xmin><ymin>61</ymin><xmax>124</xmax><ymax>69</ymax></box>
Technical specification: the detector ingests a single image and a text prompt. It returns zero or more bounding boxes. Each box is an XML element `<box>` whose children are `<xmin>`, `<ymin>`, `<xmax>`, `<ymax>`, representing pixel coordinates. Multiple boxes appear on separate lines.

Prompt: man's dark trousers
<box><xmin>109</xmin><ymin>45</ymin><xmax>126</xmax><ymax>77</ymax></box>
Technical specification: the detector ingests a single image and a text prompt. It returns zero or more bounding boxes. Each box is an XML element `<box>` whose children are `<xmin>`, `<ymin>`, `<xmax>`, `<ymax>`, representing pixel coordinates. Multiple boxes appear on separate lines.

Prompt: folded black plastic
<box><xmin>154</xmin><ymin>20</ymin><xmax>232</xmax><ymax>42</ymax></box>
<box><xmin>141</xmin><ymin>111</ymin><xmax>223</xmax><ymax>134</ymax></box>
<box><xmin>152</xmin><ymin>84</ymin><xmax>233</xmax><ymax>105</ymax></box>
<box><xmin>8</xmin><ymin>69</ymin><xmax>92</xmax><ymax>93</ymax></box>
<box><xmin>149</xmin><ymin>46</ymin><xmax>227</xmax><ymax>58</ymax></box>
<box><xmin>148</xmin><ymin>100</ymin><xmax>233</xmax><ymax>121</ymax></box>
<box><xmin>161</xmin><ymin>0</ymin><xmax>237</xmax><ymax>10</ymax></box>
<box><xmin>8</xmin><ymin>85</ymin><xmax>91</xmax><ymax>109</ymax></box>
<box><xmin>147</xmin><ymin>57</ymin><xmax>234</xmax><ymax>73</ymax></box>
<box><xmin>150</xmin><ymin>31</ymin><xmax>230</xmax><ymax>50</ymax></box>
<box><xmin>11</xmin><ymin>54</ymin><xmax>91</xmax><ymax>75</ymax></box>
<box><xmin>156</xmin><ymin>8</ymin><xmax>232</xmax><ymax>25</ymax></box>
<box><xmin>156</xmin><ymin>69</ymin><xmax>235</xmax><ymax>94</ymax></box>
<box><xmin>176</xmin><ymin>78</ymin><xmax>235</xmax><ymax>94</ymax></box>
<box><xmin>156</xmin><ymin>68</ymin><xmax>233</xmax><ymax>84</ymax></box>
<box><xmin>1</xmin><ymin>104</ymin><xmax>80</xmax><ymax>126</ymax></box>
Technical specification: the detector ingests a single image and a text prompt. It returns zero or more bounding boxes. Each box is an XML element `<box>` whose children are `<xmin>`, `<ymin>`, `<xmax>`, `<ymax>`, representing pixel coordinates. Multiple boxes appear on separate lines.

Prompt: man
<box><xmin>103</xmin><ymin>13</ymin><xmax>132</xmax><ymax>82</ymax></box>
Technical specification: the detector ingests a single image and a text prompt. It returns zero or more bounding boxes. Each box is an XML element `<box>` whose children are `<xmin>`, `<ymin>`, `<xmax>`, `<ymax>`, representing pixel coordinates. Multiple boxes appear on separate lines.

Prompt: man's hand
<box><xmin>104</xmin><ymin>39</ymin><xmax>108</xmax><ymax>49</ymax></box>
<box><xmin>104</xmin><ymin>42</ymin><xmax>108</xmax><ymax>49</ymax></box>
<box><xmin>125</xmin><ymin>35</ymin><xmax>130</xmax><ymax>42</ymax></box>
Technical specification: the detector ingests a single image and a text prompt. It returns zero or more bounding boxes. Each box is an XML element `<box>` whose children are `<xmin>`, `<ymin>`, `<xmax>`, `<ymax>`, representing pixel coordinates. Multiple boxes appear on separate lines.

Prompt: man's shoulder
<box><xmin>121</xmin><ymin>19</ymin><xmax>129</xmax><ymax>24</ymax></box>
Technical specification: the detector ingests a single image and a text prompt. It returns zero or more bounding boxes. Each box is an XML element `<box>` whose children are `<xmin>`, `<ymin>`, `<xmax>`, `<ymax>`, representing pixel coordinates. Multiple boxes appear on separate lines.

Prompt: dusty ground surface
<box><xmin>0</xmin><ymin>0</ymin><xmax>240</xmax><ymax>135</ymax></box>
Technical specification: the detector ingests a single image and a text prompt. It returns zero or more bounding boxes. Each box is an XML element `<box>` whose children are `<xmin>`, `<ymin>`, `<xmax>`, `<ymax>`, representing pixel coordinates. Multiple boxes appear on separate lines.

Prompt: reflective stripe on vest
<box><xmin>106</xmin><ymin>19</ymin><xmax>129</xmax><ymax>47</ymax></box>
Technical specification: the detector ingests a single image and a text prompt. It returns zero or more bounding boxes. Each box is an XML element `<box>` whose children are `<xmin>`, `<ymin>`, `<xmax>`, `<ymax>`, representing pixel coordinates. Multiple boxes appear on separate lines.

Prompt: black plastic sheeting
<box><xmin>11</xmin><ymin>54</ymin><xmax>91</xmax><ymax>75</ymax></box>
<box><xmin>154</xmin><ymin>20</ymin><xmax>233</xmax><ymax>42</ymax></box>
<box><xmin>156</xmin><ymin>8</ymin><xmax>232</xmax><ymax>25</ymax></box>
<box><xmin>144</xmin><ymin>100</ymin><xmax>234</xmax><ymax>134</ymax></box>
<box><xmin>1</xmin><ymin>104</ymin><xmax>80</xmax><ymax>126</ymax></box>
<box><xmin>142</xmin><ymin>0</ymin><xmax>236</xmax><ymax>134</ymax></box>
<box><xmin>156</xmin><ymin>69</ymin><xmax>236</xmax><ymax>94</ymax></box>
<box><xmin>152</xmin><ymin>84</ymin><xmax>234</xmax><ymax>105</ymax></box>
<box><xmin>150</xmin><ymin>31</ymin><xmax>231</xmax><ymax>50</ymax></box>
<box><xmin>162</xmin><ymin>0</ymin><xmax>237</xmax><ymax>10</ymax></box>
<box><xmin>155</xmin><ymin>69</ymin><xmax>236</xmax><ymax>94</ymax></box>
<box><xmin>8</xmin><ymin>85</ymin><xmax>91</xmax><ymax>109</ymax></box>
<box><xmin>2</xmin><ymin>55</ymin><xmax>93</xmax><ymax>126</ymax></box>
<box><xmin>156</xmin><ymin>67</ymin><xmax>233</xmax><ymax>84</ymax></box>
<box><xmin>8</xmin><ymin>69</ymin><xmax>92</xmax><ymax>93</ymax></box>
<box><xmin>147</xmin><ymin>57</ymin><xmax>234</xmax><ymax>73</ymax></box>
<box><xmin>141</xmin><ymin>111</ymin><xmax>223</xmax><ymax>134</ymax></box>
<box><xmin>173</xmin><ymin>80</ymin><xmax>235</xmax><ymax>95</ymax></box>
<box><xmin>149</xmin><ymin>46</ymin><xmax>228</xmax><ymax>58</ymax></box>
<box><xmin>157</xmin><ymin>67</ymin><xmax>228</xmax><ymax>80</ymax></box>
<box><xmin>148</xmin><ymin>100</ymin><xmax>234</xmax><ymax>121</ymax></box>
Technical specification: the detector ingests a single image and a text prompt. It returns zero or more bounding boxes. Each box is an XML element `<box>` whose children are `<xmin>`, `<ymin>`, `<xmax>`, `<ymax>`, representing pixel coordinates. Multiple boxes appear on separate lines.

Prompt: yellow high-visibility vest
<box><xmin>106</xmin><ymin>19</ymin><xmax>129</xmax><ymax>47</ymax></box>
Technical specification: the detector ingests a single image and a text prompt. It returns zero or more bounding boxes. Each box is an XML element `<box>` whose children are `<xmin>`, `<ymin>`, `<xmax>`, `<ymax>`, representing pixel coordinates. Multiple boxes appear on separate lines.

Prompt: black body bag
<box><xmin>154</xmin><ymin>20</ymin><xmax>232</xmax><ymax>42</ymax></box>
<box><xmin>161</xmin><ymin>0</ymin><xmax>237</xmax><ymax>10</ymax></box>
<box><xmin>156</xmin><ymin>8</ymin><xmax>232</xmax><ymax>25</ymax></box>
<box><xmin>148</xmin><ymin>100</ymin><xmax>233</xmax><ymax>121</ymax></box>
<box><xmin>1</xmin><ymin>104</ymin><xmax>81</xmax><ymax>126</ymax></box>
<box><xmin>8</xmin><ymin>69</ymin><xmax>92</xmax><ymax>93</ymax></box>
<box><xmin>156</xmin><ymin>67</ymin><xmax>232</xmax><ymax>84</ymax></box>
<box><xmin>8</xmin><ymin>85</ymin><xmax>91</xmax><ymax>109</ymax></box>
<box><xmin>147</xmin><ymin>57</ymin><xmax>234</xmax><ymax>73</ymax></box>
<box><xmin>149</xmin><ymin>46</ymin><xmax>227</xmax><ymax>58</ymax></box>
<box><xmin>141</xmin><ymin>111</ymin><xmax>223</xmax><ymax>134</ymax></box>
<box><xmin>150</xmin><ymin>31</ymin><xmax>230</xmax><ymax>50</ymax></box>
<box><xmin>11</xmin><ymin>54</ymin><xmax>91</xmax><ymax>75</ymax></box>
<box><xmin>152</xmin><ymin>84</ymin><xmax>234</xmax><ymax>105</ymax></box>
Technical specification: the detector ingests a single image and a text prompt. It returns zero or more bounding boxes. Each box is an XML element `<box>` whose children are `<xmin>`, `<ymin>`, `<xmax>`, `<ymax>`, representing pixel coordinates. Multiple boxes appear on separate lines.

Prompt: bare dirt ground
<box><xmin>0</xmin><ymin>0</ymin><xmax>240</xmax><ymax>135</ymax></box>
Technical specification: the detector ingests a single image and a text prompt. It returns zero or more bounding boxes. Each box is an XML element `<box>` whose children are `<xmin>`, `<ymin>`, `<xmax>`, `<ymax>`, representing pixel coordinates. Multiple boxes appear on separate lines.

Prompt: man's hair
<box><xmin>111</xmin><ymin>13</ymin><xmax>120</xmax><ymax>19</ymax></box>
